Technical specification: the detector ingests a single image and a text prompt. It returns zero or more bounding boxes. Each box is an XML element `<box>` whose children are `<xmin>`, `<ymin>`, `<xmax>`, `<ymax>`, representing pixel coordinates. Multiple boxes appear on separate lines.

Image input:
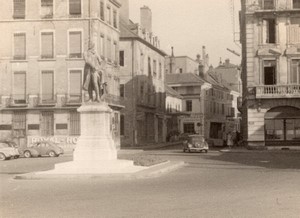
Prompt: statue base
<box><xmin>37</xmin><ymin>102</ymin><xmax>146</xmax><ymax>175</ymax></box>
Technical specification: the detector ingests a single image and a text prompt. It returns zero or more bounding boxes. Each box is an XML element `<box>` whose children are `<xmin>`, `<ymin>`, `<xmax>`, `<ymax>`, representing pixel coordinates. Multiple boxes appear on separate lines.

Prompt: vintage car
<box><xmin>0</xmin><ymin>141</ymin><xmax>20</xmax><ymax>160</ymax></box>
<box><xmin>22</xmin><ymin>141</ymin><xmax>64</xmax><ymax>158</ymax></box>
<box><xmin>183</xmin><ymin>135</ymin><xmax>209</xmax><ymax>153</ymax></box>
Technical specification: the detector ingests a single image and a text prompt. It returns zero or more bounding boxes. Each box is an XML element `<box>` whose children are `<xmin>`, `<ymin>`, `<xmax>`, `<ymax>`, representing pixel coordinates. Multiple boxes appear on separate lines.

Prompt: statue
<box><xmin>83</xmin><ymin>41</ymin><xmax>106</xmax><ymax>102</ymax></box>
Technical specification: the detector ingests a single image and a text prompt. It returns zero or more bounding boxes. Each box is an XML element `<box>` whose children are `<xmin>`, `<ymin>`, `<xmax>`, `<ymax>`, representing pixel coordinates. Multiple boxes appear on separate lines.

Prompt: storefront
<box><xmin>265</xmin><ymin>106</ymin><xmax>300</xmax><ymax>146</ymax></box>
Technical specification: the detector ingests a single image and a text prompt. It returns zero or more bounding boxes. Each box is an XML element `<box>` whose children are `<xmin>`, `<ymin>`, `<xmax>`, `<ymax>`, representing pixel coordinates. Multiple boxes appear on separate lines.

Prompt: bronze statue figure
<box><xmin>83</xmin><ymin>41</ymin><xmax>106</xmax><ymax>102</ymax></box>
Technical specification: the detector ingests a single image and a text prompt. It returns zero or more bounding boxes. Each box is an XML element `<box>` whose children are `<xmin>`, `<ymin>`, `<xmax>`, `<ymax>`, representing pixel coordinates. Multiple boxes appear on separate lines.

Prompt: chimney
<box><xmin>202</xmin><ymin>46</ymin><xmax>207</xmax><ymax>74</ymax></box>
<box><xmin>119</xmin><ymin>0</ymin><xmax>130</xmax><ymax>24</ymax></box>
<box><xmin>196</xmin><ymin>54</ymin><xmax>205</xmax><ymax>78</ymax></box>
<box><xmin>225</xmin><ymin>59</ymin><xmax>230</xmax><ymax>65</ymax></box>
<box><xmin>140</xmin><ymin>6</ymin><xmax>152</xmax><ymax>33</ymax></box>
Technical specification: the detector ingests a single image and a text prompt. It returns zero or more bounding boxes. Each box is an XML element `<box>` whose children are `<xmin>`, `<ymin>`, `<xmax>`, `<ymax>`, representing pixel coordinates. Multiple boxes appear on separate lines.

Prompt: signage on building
<box><xmin>27</xmin><ymin>136</ymin><xmax>79</xmax><ymax>150</ymax></box>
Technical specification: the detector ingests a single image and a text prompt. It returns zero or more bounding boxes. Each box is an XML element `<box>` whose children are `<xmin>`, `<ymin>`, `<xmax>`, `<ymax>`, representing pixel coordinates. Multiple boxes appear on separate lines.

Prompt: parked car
<box><xmin>0</xmin><ymin>141</ymin><xmax>20</xmax><ymax>160</ymax></box>
<box><xmin>183</xmin><ymin>135</ymin><xmax>209</xmax><ymax>153</ymax></box>
<box><xmin>21</xmin><ymin>141</ymin><xmax>64</xmax><ymax>158</ymax></box>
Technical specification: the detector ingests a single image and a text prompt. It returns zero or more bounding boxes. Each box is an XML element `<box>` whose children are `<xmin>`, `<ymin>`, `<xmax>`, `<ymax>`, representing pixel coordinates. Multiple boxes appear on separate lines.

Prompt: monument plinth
<box><xmin>38</xmin><ymin>102</ymin><xmax>145</xmax><ymax>175</ymax></box>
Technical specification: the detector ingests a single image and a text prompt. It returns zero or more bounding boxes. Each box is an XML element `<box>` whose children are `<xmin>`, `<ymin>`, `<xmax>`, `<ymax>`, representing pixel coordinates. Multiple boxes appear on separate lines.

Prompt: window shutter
<box><xmin>70</xmin><ymin>70</ymin><xmax>82</xmax><ymax>101</ymax></box>
<box><xmin>69</xmin><ymin>0</ymin><xmax>81</xmax><ymax>15</ymax></box>
<box><xmin>42</xmin><ymin>71</ymin><xmax>54</xmax><ymax>101</ymax></box>
<box><xmin>14</xmin><ymin>72</ymin><xmax>26</xmax><ymax>101</ymax></box>
<box><xmin>69</xmin><ymin>32</ymin><xmax>82</xmax><ymax>58</ymax></box>
<box><xmin>13</xmin><ymin>0</ymin><xmax>25</xmax><ymax>19</ymax></box>
<box><xmin>41</xmin><ymin>32</ymin><xmax>54</xmax><ymax>58</ymax></box>
<box><xmin>14</xmin><ymin>33</ymin><xmax>26</xmax><ymax>60</ymax></box>
<box><xmin>41</xmin><ymin>0</ymin><xmax>53</xmax><ymax>18</ymax></box>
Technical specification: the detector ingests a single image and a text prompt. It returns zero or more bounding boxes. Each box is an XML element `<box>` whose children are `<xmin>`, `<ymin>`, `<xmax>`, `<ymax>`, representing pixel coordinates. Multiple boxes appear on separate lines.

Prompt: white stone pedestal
<box><xmin>38</xmin><ymin>102</ymin><xmax>145</xmax><ymax>175</ymax></box>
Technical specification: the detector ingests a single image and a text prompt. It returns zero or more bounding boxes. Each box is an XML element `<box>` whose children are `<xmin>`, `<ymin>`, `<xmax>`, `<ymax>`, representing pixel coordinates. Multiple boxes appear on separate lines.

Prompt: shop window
<box><xmin>262</xmin><ymin>19</ymin><xmax>276</xmax><ymax>44</ymax></box>
<box><xmin>41</xmin><ymin>112</ymin><xmax>54</xmax><ymax>136</ymax></box>
<box><xmin>69</xmin><ymin>0</ymin><xmax>81</xmax><ymax>16</ymax></box>
<box><xmin>183</xmin><ymin>123</ymin><xmax>195</xmax><ymax>134</ymax></box>
<box><xmin>293</xmin><ymin>0</ymin><xmax>300</xmax><ymax>9</ymax></box>
<box><xmin>13</xmin><ymin>72</ymin><xmax>26</xmax><ymax>104</ymax></box>
<box><xmin>13</xmin><ymin>0</ymin><xmax>25</xmax><ymax>19</ymax></box>
<box><xmin>41</xmin><ymin>32</ymin><xmax>54</xmax><ymax>59</ymax></box>
<box><xmin>69</xmin><ymin>70</ymin><xmax>82</xmax><ymax>102</ymax></box>
<box><xmin>186</xmin><ymin>100</ymin><xmax>192</xmax><ymax>112</ymax></box>
<box><xmin>14</xmin><ymin>33</ymin><xmax>26</xmax><ymax>60</ymax></box>
<box><xmin>119</xmin><ymin>50</ymin><xmax>124</xmax><ymax>66</ymax></box>
<box><xmin>41</xmin><ymin>71</ymin><xmax>54</xmax><ymax>102</ymax></box>
<box><xmin>69</xmin><ymin>31</ymin><xmax>82</xmax><ymax>58</ymax></box>
<box><xmin>41</xmin><ymin>0</ymin><xmax>53</xmax><ymax>18</ymax></box>
<box><xmin>265</xmin><ymin>119</ymin><xmax>284</xmax><ymax>141</ymax></box>
<box><xmin>70</xmin><ymin>111</ymin><xmax>80</xmax><ymax>136</ymax></box>
<box><xmin>263</xmin><ymin>60</ymin><xmax>276</xmax><ymax>85</ymax></box>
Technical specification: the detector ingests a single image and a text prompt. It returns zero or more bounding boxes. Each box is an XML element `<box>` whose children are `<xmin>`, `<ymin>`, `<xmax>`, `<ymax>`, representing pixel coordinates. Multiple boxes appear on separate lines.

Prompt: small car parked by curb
<box><xmin>0</xmin><ymin>141</ymin><xmax>20</xmax><ymax>161</ymax></box>
<box><xmin>21</xmin><ymin>141</ymin><xmax>64</xmax><ymax>158</ymax></box>
<box><xmin>183</xmin><ymin>135</ymin><xmax>209</xmax><ymax>153</ymax></box>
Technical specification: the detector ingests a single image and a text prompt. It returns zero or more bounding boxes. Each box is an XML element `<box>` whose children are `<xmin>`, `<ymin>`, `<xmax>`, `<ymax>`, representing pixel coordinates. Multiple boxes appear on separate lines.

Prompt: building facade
<box><xmin>242</xmin><ymin>0</ymin><xmax>300</xmax><ymax>148</ymax></box>
<box><xmin>119</xmin><ymin>3</ymin><xmax>167</xmax><ymax>146</ymax></box>
<box><xmin>0</xmin><ymin>0</ymin><xmax>123</xmax><ymax>150</ymax></box>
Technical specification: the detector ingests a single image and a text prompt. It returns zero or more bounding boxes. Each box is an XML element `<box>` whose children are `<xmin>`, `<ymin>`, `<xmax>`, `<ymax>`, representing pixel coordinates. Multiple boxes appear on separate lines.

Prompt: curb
<box><xmin>14</xmin><ymin>161</ymin><xmax>186</xmax><ymax>180</ymax></box>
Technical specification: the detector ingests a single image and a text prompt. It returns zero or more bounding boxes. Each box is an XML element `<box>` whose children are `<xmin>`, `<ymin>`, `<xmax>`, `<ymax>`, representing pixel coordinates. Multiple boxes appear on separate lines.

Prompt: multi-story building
<box><xmin>165</xmin><ymin>53</ymin><xmax>240</xmax><ymax>146</ymax></box>
<box><xmin>215</xmin><ymin>59</ymin><xmax>242</xmax><ymax>93</ymax></box>
<box><xmin>119</xmin><ymin>2</ymin><xmax>167</xmax><ymax>146</ymax></box>
<box><xmin>241</xmin><ymin>0</ymin><xmax>300</xmax><ymax>149</ymax></box>
<box><xmin>166</xmin><ymin>73</ymin><xmax>211</xmax><ymax>136</ymax></box>
<box><xmin>0</xmin><ymin>0</ymin><xmax>123</xmax><ymax>150</ymax></box>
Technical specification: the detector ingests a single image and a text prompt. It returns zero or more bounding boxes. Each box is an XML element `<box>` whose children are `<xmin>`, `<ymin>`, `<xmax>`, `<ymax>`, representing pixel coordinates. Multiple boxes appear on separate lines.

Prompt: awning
<box><xmin>265</xmin><ymin>106</ymin><xmax>300</xmax><ymax>119</ymax></box>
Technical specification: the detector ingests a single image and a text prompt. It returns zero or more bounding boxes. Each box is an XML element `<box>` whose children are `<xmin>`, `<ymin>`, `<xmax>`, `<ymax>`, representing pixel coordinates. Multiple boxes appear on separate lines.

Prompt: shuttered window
<box><xmin>41</xmin><ymin>112</ymin><xmax>54</xmax><ymax>136</ymax></box>
<box><xmin>69</xmin><ymin>0</ymin><xmax>81</xmax><ymax>15</ymax></box>
<box><xmin>69</xmin><ymin>31</ymin><xmax>82</xmax><ymax>58</ymax></box>
<box><xmin>42</xmin><ymin>71</ymin><xmax>54</xmax><ymax>102</ymax></box>
<box><xmin>70</xmin><ymin>111</ymin><xmax>80</xmax><ymax>135</ymax></box>
<box><xmin>14</xmin><ymin>33</ymin><xmax>26</xmax><ymax>60</ymax></box>
<box><xmin>13</xmin><ymin>0</ymin><xmax>25</xmax><ymax>19</ymax></box>
<box><xmin>41</xmin><ymin>32</ymin><xmax>54</xmax><ymax>59</ymax></box>
<box><xmin>100</xmin><ymin>1</ymin><xmax>105</xmax><ymax>21</ymax></box>
<box><xmin>41</xmin><ymin>0</ymin><xmax>53</xmax><ymax>18</ymax></box>
<box><xmin>14</xmin><ymin>72</ymin><xmax>26</xmax><ymax>104</ymax></box>
<box><xmin>113</xmin><ymin>10</ymin><xmax>117</xmax><ymax>28</ymax></box>
<box><xmin>107</xmin><ymin>6</ymin><xmax>111</xmax><ymax>24</ymax></box>
<box><xmin>69</xmin><ymin>70</ymin><xmax>82</xmax><ymax>102</ymax></box>
<box><xmin>107</xmin><ymin>38</ymin><xmax>111</xmax><ymax>61</ymax></box>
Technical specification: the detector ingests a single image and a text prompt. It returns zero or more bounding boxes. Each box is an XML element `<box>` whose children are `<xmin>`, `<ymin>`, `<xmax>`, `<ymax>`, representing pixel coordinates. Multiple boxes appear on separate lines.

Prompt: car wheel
<box><xmin>0</xmin><ymin>153</ymin><xmax>6</xmax><ymax>161</ymax></box>
<box><xmin>48</xmin><ymin>151</ymin><xmax>56</xmax><ymax>157</ymax></box>
<box><xmin>24</xmin><ymin>151</ymin><xmax>32</xmax><ymax>158</ymax></box>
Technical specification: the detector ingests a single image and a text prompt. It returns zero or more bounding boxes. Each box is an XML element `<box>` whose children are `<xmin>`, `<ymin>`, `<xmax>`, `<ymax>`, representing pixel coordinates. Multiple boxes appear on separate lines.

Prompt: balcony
<box><xmin>256</xmin><ymin>84</ymin><xmax>300</xmax><ymax>98</ymax></box>
<box><xmin>8</xmin><ymin>95</ymin><xmax>28</xmax><ymax>107</ymax></box>
<box><xmin>38</xmin><ymin>94</ymin><xmax>57</xmax><ymax>106</ymax></box>
<box><xmin>65</xmin><ymin>94</ymin><xmax>83</xmax><ymax>106</ymax></box>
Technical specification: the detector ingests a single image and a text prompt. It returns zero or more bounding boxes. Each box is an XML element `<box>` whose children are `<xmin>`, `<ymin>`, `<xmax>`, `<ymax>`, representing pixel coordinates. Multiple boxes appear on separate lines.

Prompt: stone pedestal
<box><xmin>38</xmin><ymin>102</ymin><xmax>145</xmax><ymax>175</ymax></box>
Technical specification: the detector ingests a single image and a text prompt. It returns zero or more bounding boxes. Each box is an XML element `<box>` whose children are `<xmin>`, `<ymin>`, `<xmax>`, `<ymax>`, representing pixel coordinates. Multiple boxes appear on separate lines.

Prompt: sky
<box><xmin>128</xmin><ymin>0</ymin><xmax>241</xmax><ymax>67</ymax></box>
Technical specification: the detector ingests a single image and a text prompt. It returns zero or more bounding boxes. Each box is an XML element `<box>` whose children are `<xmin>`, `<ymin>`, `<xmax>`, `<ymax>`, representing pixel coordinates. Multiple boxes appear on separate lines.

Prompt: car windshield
<box><xmin>190</xmin><ymin>136</ymin><xmax>203</xmax><ymax>143</ymax></box>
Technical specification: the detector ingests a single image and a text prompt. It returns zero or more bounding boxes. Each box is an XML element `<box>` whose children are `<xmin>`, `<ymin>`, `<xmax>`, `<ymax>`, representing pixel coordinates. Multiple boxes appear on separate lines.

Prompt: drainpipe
<box><xmin>131</xmin><ymin>40</ymin><xmax>136</xmax><ymax>146</ymax></box>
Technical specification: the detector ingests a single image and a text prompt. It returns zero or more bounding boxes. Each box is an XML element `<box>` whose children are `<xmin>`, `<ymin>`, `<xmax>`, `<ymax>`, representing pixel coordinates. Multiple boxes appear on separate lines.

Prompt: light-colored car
<box><xmin>0</xmin><ymin>142</ymin><xmax>20</xmax><ymax>160</ymax></box>
<box><xmin>22</xmin><ymin>141</ymin><xmax>64</xmax><ymax>158</ymax></box>
<box><xmin>183</xmin><ymin>135</ymin><xmax>209</xmax><ymax>153</ymax></box>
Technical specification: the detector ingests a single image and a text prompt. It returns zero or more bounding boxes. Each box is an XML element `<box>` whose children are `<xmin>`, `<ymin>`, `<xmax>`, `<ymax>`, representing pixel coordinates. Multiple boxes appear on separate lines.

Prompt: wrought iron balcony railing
<box><xmin>256</xmin><ymin>84</ymin><xmax>300</xmax><ymax>98</ymax></box>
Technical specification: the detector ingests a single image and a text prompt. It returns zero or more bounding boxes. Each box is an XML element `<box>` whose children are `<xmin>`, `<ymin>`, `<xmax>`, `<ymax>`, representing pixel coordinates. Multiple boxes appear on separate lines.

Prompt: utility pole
<box><xmin>240</xmin><ymin>0</ymin><xmax>248</xmax><ymax>143</ymax></box>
